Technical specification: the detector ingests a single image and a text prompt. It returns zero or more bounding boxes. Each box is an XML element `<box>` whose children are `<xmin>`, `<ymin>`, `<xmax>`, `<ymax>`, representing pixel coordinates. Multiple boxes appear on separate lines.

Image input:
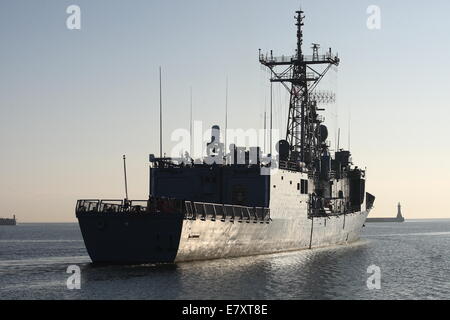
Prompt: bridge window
<box><xmin>300</xmin><ymin>179</ymin><xmax>308</xmax><ymax>194</ymax></box>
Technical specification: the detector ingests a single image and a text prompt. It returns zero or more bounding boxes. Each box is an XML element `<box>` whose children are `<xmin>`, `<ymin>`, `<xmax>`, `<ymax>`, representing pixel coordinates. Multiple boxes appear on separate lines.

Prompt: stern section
<box><xmin>76</xmin><ymin>200</ymin><xmax>183</xmax><ymax>263</ymax></box>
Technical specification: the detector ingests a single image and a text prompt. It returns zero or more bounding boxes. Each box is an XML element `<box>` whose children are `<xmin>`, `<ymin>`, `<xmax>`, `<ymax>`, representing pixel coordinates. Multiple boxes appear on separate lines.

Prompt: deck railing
<box><xmin>76</xmin><ymin>199</ymin><xmax>149</xmax><ymax>214</ymax></box>
<box><xmin>184</xmin><ymin>201</ymin><xmax>270</xmax><ymax>222</ymax></box>
<box><xmin>259</xmin><ymin>53</ymin><xmax>339</xmax><ymax>65</ymax></box>
<box><xmin>76</xmin><ymin>198</ymin><xmax>270</xmax><ymax>222</ymax></box>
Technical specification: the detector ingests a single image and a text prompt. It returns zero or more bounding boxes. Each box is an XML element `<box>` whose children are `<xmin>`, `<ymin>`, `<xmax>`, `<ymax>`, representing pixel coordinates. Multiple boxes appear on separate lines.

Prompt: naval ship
<box><xmin>76</xmin><ymin>11</ymin><xmax>375</xmax><ymax>263</ymax></box>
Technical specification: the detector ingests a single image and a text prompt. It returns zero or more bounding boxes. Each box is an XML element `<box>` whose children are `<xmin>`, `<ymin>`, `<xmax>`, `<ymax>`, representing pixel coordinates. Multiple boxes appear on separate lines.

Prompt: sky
<box><xmin>0</xmin><ymin>0</ymin><xmax>449</xmax><ymax>222</ymax></box>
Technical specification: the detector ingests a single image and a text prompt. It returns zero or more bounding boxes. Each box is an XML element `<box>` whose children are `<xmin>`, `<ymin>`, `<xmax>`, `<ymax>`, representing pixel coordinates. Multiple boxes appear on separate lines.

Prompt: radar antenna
<box><xmin>259</xmin><ymin>11</ymin><xmax>339</xmax><ymax>166</ymax></box>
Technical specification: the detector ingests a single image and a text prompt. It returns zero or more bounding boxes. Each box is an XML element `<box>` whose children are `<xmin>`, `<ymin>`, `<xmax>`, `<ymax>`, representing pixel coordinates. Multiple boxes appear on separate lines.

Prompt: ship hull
<box><xmin>77</xmin><ymin>213</ymin><xmax>184</xmax><ymax>263</ymax></box>
<box><xmin>77</xmin><ymin>210</ymin><xmax>369</xmax><ymax>264</ymax></box>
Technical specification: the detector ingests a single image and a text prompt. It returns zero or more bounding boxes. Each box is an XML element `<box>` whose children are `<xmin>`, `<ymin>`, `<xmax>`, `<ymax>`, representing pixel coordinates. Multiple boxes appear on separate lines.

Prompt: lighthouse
<box><xmin>396</xmin><ymin>203</ymin><xmax>405</xmax><ymax>222</ymax></box>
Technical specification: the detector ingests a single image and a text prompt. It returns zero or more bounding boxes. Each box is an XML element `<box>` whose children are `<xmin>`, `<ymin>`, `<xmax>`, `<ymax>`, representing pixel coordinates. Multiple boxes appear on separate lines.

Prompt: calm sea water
<box><xmin>0</xmin><ymin>220</ymin><xmax>449</xmax><ymax>300</ymax></box>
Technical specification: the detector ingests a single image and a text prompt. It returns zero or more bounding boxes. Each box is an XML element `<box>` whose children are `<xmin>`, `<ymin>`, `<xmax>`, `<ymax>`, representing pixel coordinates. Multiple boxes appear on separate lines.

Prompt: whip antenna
<box><xmin>159</xmin><ymin>66</ymin><xmax>163</xmax><ymax>158</ymax></box>
<box><xmin>123</xmin><ymin>155</ymin><xmax>129</xmax><ymax>200</ymax></box>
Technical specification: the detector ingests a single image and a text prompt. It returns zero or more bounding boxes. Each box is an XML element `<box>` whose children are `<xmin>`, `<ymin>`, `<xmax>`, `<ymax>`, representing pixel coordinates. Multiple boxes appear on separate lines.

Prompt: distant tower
<box><xmin>396</xmin><ymin>203</ymin><xmax>405</xmax><ymax>221</ymax></box>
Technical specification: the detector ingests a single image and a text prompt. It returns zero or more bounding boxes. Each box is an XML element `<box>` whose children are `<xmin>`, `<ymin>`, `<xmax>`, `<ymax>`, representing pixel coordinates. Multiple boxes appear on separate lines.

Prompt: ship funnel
<box><xmin>206</xmin><ymin>125</ymin><xmax>224</xmax><ymax>161</ymax></box>
<box><xmin>208</xmin><ymin>125</ymin><xmax>221</xmax><ymax>145</ymax></box>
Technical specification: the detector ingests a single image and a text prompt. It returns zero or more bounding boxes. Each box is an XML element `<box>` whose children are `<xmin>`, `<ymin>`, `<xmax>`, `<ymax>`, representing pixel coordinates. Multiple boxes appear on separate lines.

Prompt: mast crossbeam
<box><xmin>259</xmin><ymin>11</ymin><xmax>339</xmax><ymax>166</ymax></box>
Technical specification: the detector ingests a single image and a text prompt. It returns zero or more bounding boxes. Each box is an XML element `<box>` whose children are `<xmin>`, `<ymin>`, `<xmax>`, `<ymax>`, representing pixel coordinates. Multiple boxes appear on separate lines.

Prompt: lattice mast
<box><xmin>259</xmin><ymin>11</ymin><xmax>339</xmax><ymax>168</ymax></box>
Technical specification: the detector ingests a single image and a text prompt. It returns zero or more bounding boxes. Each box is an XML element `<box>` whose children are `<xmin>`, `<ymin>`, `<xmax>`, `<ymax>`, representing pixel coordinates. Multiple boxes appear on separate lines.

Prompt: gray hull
<box><xmin>176</xmin><ymin>210</ymin><xmax>368</xmax><ymax>262</ymax></box>
<box><xmin>77</xmin><ymin>210</ymin><xmax>369</xmax><ymax>263</ymax></box>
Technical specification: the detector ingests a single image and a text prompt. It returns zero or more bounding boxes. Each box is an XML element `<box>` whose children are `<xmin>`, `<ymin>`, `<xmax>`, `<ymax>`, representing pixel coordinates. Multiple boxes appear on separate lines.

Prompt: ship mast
<box><xmin>259</xmin><ymin>11</ymin><xmax>339</xmax><ymax>168</ymax></box>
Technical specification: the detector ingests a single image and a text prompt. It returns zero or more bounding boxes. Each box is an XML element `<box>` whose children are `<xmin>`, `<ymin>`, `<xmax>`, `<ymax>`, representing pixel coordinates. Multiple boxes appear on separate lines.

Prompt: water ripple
<box><xmin>0</xmin><ymin>221</ymin><xmax>449</xmax><ymax>299</ymax></box>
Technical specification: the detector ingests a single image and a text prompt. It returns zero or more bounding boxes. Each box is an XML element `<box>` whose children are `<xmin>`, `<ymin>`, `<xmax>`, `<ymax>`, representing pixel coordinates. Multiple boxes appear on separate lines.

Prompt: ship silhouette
<box><xmin>76</xmin><ymin>10</ymin><xmax>375</xmax><ymax>263</ymax></box>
